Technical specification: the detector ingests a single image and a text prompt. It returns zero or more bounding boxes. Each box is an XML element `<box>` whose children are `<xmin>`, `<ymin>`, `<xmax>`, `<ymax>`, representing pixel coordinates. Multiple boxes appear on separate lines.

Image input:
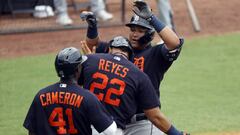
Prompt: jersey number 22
<box><xmin>90</xmin><ymin>72</ymin><xmax>126</xmax><ymax>106</ymax></box>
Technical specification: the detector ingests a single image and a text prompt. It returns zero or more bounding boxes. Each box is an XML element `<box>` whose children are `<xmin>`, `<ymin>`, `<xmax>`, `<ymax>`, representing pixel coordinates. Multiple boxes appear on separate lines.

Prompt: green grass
<box><xmin>0</xmin><ymin>54</ymin><xmax>58</xmax><ymax>134</ymax></box>
<box><xmin>0</xmin><ymin>33</ymin><xmax>240</xmax><ymax>135</ymax></box>
<box><xmin>161</xmin><ymin>32</ymin><xmax>240</xmax><ymax>134</ymax></box>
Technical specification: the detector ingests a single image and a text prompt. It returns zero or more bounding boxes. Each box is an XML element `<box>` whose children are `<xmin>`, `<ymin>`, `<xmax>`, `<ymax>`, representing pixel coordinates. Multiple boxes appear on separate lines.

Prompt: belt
<box><xmin>128</xmin><ymin>113</ymin><xmax>148</xmax><ymax>123</ymax></box>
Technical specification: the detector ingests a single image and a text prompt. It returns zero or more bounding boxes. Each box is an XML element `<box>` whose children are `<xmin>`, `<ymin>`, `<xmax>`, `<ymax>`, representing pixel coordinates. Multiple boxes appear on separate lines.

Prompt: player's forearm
<box><xmin>144</xmin><ymin>107</ymin><xmax>183</xmax><ymax>135</ymax></box>
<box><xmin>86</xmin><ymin>36</ymin><xmax>99</xmax><ymax>51</ymax></box>
<box><xmin>149</xmin><ymin>15</ymin><xmax>180</xmax><ymax>50</ymax></box>
<box><xmin>85</xmin><ymin>19</ymin><xmax>100</xmax><ymax>51</ymax></box>
<box><xmin>80</xmin><ymin>11</ymin><xmax>99</xmax><ymax>50</ymax></box>
<box><xmin>157</xmin><ymin>27</ymin><xmax>180</xmax><ymax>50</ymax></box>
<box><xmin>144</xmin><ymin>107</ymin><xmax>171</xmax><ymax>132</ymax></box>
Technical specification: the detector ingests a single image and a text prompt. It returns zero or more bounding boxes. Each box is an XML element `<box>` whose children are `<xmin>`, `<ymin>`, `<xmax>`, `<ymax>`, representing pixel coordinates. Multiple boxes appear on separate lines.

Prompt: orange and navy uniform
<box><xmin>23</xmin><ymin>82</ymin><xmax>113</xmax><ymax>135</ymax></box>
<box><xmin>78</xmin><ymin>53</ymin><xmax>160</xmax><ymax>129</ymax></box>
<box><xmin>96</xmin><ymin>39</ymin><xmax>184</xmax><ymax>109</ymax></box>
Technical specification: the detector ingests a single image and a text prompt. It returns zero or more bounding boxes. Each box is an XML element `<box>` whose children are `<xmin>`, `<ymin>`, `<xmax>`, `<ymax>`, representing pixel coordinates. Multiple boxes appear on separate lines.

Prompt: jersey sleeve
<box><xmin>85</xmin><ymin>92</ymin><xmax>114</xmax><ymax>133</ymax></box>
<box><xmin>23</xmin><ymin>96</ymin><xmax>37</xmax><ymax>132</ymax></box>
<box><xmin>159</xmin><ymin>38</ymin><xmax>184</xmax><ymax>61</ymax></box>
<box><xmin>96</xmin><ymin>41</ymin><xmax>109</xmax><ymax>53</ymax></box>
<box><xmin>136</xmin><ymin>73</ymin><xmax>160</xmax><ymax>110</ymax></box>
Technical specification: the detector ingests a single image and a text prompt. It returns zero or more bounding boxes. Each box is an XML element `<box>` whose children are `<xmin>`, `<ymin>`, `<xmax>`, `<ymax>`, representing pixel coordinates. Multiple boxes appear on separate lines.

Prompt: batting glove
<box><xmin>132</xmin><ymin>0</ymin><xmax>153</xmax><ymax>21</ymax></box>
<box><xmin>80</xmin><ymin>11</ymin><xmax>97</xmax><ymax>28</ymax></box>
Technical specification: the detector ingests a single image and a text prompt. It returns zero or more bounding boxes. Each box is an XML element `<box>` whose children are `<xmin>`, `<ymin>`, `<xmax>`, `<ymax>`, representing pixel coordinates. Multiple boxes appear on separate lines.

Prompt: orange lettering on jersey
<box><xmin>59</xmin><ymin>92</ymin><xmax>65</xmax><ymax>104</ymax></box>
<box><xmin>105</xmin><ymin>60</ymin><xmax>111</xmax><ymax>72</ymax></box>
<box><xmin>39</xmin><ymin>92</ymin><xmax>83</xmax><ymax>108</ymax></box>
<box><xmin>98</xmin><ymin>59</ymin><xmax>105</xmax><ymax>70</ymax></box>
<box><xmin>46</xmin><ymin>93</ymin><xmax>52</xmax><ymax>105</ymax></box>
<box><xmin>134</xmin><ymin>57</ymin><xmax>145</xmax><ymax>71</ymax></box>
<box><xmin>52</xmin><ymin>92</ymin><xmax>58</xmax><ymax>104</ymax></box>
<box><xmin>114</xmin><ymin>65</ymin><xmax>122</xmax><ymax>76</ymax></box>
<box><xmin>121</xmin><ymin>68</ymin><xmax>129</xmax><ymax>78</ymax></box>
<box><xmin>40</xmin><ymin>94</ymin><xmax>47</xmax><ymax>106</ymax></box>
<box><xmin>98</xmin><ymin>59</ymin><xmax>129</xmax><ymax>78</ymax></box>
<box><xmin>74</xmin><ymin>95</ymin><xmax>84</xmax><ymax>108</ymax></box>
<box><xmin>111</xmin><ymin>63</ymin><xmax>118</xmax><ymax>73</ymax></box>
<box><xmin>64</xmin><ymin>92</ymin><xmax>71</xmax><ymax>104</ymax></box>
<box><xmin>69</xmin><ymin>94</ymin><xmax>77</xmax><ymax>106</ymax></box>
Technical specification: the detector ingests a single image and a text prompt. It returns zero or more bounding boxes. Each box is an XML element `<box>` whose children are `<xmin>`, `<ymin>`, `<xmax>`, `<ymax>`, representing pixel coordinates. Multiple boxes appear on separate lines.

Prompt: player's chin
<box><xmin>130</xmin><ymin>41</ymin><xmax>139</xmax><ymax>48</ymax></box>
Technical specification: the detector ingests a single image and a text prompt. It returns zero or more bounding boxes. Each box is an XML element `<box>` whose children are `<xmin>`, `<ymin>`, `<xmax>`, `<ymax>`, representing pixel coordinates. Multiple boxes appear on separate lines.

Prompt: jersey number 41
<box><xmin>49</xmin><ymin>107</ymin><xmax>78</xmax><ymax>134</ymax></box>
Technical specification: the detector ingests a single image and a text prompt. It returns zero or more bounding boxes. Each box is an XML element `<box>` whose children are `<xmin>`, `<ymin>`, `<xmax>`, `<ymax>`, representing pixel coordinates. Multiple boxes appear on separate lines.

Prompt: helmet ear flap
<box><xmin>138</xmin><ymin>29</ymin><xmax>155</xmax><ymax>46</ymax></box>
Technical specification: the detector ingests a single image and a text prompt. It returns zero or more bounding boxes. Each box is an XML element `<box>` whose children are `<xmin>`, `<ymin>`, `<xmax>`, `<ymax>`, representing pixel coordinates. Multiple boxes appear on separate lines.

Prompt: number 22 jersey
<box><xmin>78</xmin><ymin>53</ymin><xmax>160</xmax><ymax>129</ymax></box>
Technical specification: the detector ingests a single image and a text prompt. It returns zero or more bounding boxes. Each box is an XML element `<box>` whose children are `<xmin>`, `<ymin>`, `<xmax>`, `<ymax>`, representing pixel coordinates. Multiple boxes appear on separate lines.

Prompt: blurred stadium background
<box><xmin>0</xmin><ymin>0</ymin><xmax>240</xmax><ymax>58</ymax></box>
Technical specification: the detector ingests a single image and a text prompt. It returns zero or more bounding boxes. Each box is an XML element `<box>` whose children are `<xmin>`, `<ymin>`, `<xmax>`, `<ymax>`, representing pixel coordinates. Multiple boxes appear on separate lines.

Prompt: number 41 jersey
<box><xmin>78</xmin><ymin>53</ymin><xmax>160</xmax><ymax>129</ymax></box>
<box><xmin>23</xmin><ymin>82</ymin><xmax>113</xmax><ymax>135</ymax></box>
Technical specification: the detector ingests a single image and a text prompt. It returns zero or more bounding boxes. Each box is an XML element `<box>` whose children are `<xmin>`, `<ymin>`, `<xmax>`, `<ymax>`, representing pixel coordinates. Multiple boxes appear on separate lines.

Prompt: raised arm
<box><xmin>133</xmin><ymin>0</ymin><xmax>181</xmax><ymax>50</ymax></box>
<box><xmin>80</xmin><ymin>11</ymin><xmax>100</xmax><ymax>51</ymax></box>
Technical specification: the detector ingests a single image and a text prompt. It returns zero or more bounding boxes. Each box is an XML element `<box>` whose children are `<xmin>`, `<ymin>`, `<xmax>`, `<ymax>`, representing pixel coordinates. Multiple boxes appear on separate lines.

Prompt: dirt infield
<box><xmin>0</xmin><ymin>0</ymin><xmax>240</xmax><ymax>59</ymax></box>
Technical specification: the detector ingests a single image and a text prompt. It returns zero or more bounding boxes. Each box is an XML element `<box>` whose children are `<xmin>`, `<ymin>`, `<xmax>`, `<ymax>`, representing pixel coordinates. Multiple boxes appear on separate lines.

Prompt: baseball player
<box><xmin>78</xmin><ymin>37</ymin><xmax>189</xmax><ymax>135</ymax></box>
<box><xmin>23</xmin><ymin>47</ymin><xmax>120</xmax><ymax>135</ymax></box>
<box><xmin>80</xmin><ymin>0</ymin><xmax>184</xmax><ymax>134</ymax></box>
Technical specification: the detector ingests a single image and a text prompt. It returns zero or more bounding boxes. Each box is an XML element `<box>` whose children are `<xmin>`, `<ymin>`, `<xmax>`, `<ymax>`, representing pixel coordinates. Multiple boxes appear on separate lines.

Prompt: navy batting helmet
<box><xmin>126</xmin><ymin>14</ymin><xmax>155</xmax><ymax>46</ymax></box>
<box><xmin>126</xmin><ymin>14</ymin><xmax>153</xmax><ymax>30</ymax></box>
<box><xmin>109</xmin><ymin>36</ymin><xmax>133</xmax><ymax>60</ymax></box>
<box><xmin>55</xmin><ymin>47</ymin><xmax>87</xmax><ymax>79</ymax></box>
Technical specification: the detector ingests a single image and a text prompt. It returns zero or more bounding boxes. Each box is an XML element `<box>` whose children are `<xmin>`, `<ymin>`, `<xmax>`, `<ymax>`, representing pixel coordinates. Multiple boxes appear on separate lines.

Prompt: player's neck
<box><xmin>60</xmin><ymin>78</ymin><xmax>78</xmax><ymax>85</ymax></box>
<box><xmin>134</xmin><ymin>43</ymin><xmax>151</xmax><ymax>53</ymax></box>
<box><xmin>112</xmin><ymin>52</ymin><xmax>129</xmax><ymax>60</ymax></box>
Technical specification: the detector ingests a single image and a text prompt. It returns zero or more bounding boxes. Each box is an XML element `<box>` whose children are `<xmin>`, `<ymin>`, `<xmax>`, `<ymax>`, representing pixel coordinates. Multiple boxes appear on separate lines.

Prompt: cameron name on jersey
<box><xmin>39</xmin><ymin>92</ymin><xmax>84</xmax><ymax>108</ymax></box>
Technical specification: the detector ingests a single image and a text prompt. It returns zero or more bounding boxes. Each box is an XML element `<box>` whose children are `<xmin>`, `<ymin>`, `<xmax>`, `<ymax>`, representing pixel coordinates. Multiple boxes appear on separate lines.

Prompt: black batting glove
<box><xmin>132</xmin><ymin>0</ymin><xmax>153</xmax><ymax>21</ymax></box>
<box><xmin>80</xmin><ymin>11</ymin><xmax>97</xmax><ymax>28</ymax></box>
